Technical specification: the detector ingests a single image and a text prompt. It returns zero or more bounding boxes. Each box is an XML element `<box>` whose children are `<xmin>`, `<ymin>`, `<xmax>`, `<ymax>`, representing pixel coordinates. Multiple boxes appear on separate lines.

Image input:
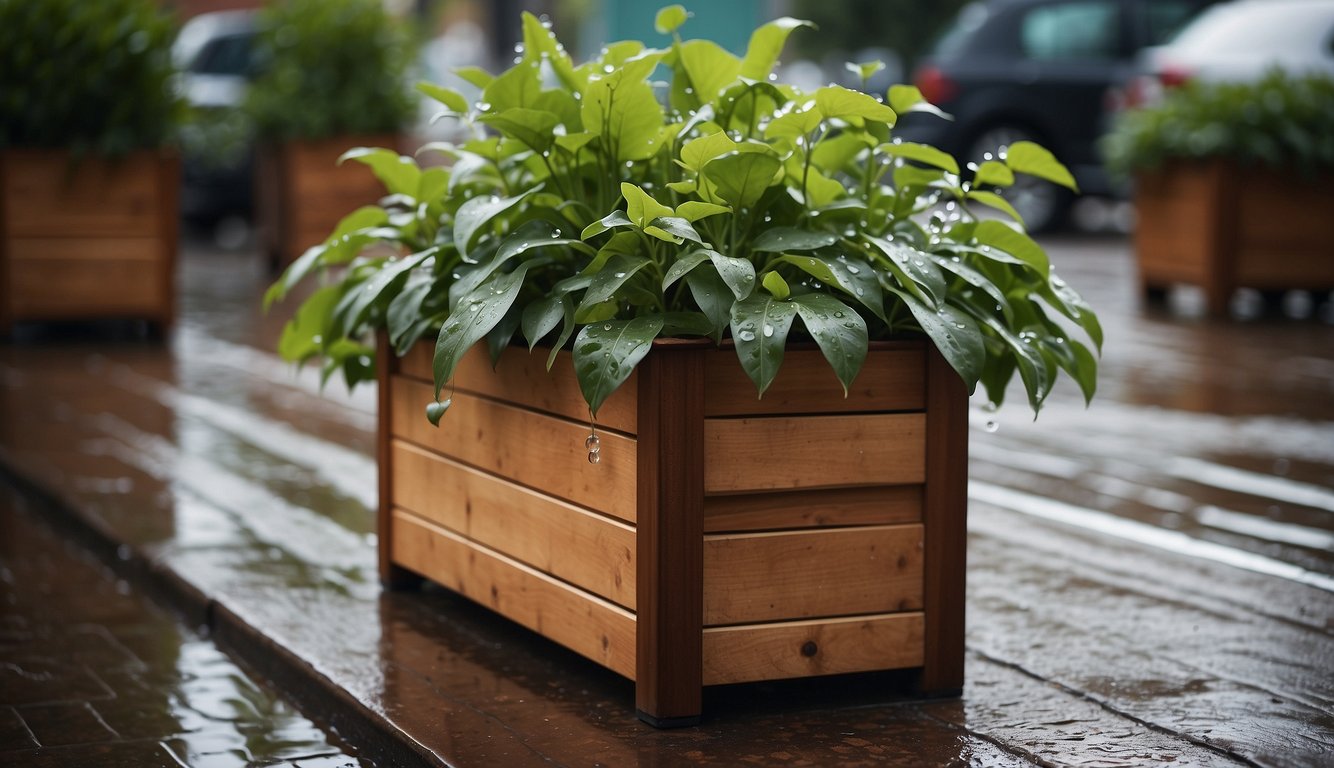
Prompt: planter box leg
<box><xmin>635</xmin><ymin>345</ymin><xmax>705</xmax><ymax>727</ymax></box>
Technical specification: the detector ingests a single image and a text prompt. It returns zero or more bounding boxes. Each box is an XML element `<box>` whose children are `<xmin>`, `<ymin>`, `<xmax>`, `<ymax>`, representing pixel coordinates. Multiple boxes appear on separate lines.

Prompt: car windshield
<box><xmin>932</xmin><ymin>2</ymin><xmax>992</xmax><ymax>59</ymax></box>
<box><xmin>1169</xmin><ymin>2</ymin><xmax>1334</xmax><ymax>54</ymax></box>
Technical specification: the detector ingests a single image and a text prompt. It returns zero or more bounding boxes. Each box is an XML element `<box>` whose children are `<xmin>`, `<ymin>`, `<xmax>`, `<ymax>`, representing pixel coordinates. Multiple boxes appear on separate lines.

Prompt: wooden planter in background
<box><xmin>0</xmin><ymin>149</ymin><xmax>178</xmax><ymax>337</ymax></box>
<box><xmin>1135</xmin><ymin>160</ymin><xmax>1334</xmax><ymax>316</ymax></box>
<box><xmin>255</xmin><ymin>135</ymin><xmax>396</xmax><ymax>271</ymax></box>
<box><xmin>377</xmin><ymin>335</ymin><xmax>968</xmax><ymax>726</ymax></box>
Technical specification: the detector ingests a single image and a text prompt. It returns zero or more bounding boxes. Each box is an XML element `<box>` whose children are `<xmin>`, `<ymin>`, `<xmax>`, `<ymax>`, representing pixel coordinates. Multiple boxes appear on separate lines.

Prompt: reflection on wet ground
<box><xmin>0</xmin><ymin>234</ymin><xmax>1331</xmax><ymax>766</ymax></box>
<box><xmin>0</xmin><ymin>486</ymin><xmax>370</xmax><ymax>767</ymax></box>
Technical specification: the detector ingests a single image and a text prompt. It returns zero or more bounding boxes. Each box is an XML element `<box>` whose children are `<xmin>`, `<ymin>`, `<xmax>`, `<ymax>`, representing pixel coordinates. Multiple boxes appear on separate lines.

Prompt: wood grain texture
<box><xmin>703</xmin><ymin>525</ymin><xmax>924</xmax><ymax>625</ymax></box>
<box><xmin>918</xmin><ymin>347</ymin><xmax>968</xmax><ymax>694</ymax></box>
<box><xmin>391</xmin><ymin>439</ymin><xmax>637</xmax><ymax>609</ymax></box>
<box><xmin>2</xmin><ymin>150</ymin><xmax>164</xmax><ymax>237</ymax></box>
<box><xmin>703</xmin><ymin>413</ymin><xmax>925</xmax><ymax>493</ymax></box>
<box><xmin>635</xmin><ymin>341</ymin><xmax>706</xmax><ymax>724</ymax></box>
<box><xmin>702</xmin><ymin>613</ymin><xmax>925</xmax><ymax>685</ymax></box>
<box><xmin>388</xmin><ymin>374</ymin><xmax>638</xmax><ymax>523</ymax></box>
<box><xmin>703</xmin><ymin>485</ymin><xmax>922</xmax><ymax>533</ymax></box>
<box><xmin>6</xmin><ymin>240</ymin><xmax>167</xmax><ymax>317</ymax></box>
<box><xmin>392</xmin><ymin>509</ymin><xmax>636</xmax><ymax>678</ymax></box>
<box><xmin>397</xmin><ymin>343</ymin><xmax>638</xmax><ymax>435</ymax></box>
<box><xmin>703</xmin><ymin>344</ymin><xmax>925</xmax><ymax>417</ymax></box>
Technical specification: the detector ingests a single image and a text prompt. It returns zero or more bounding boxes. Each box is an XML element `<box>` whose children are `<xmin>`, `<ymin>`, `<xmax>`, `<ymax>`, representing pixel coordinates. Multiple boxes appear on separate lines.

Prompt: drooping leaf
<box><xmin>646</xmin><ymin>216</ymin><xmax>703</xmax><ymax>244</ymax></box>
<box><xmin>867</xmin><ymin>236</ymin><xmax>946</xmax><ymax>308</ymax></box>
<box><xmin>433</xmin><ymin>264</ymin><xmax>530</xmax><ymax>397</ymax></box>
<box><xmin>730</xmin><ymin>294</ymin><xmax>798</xmax><ymax>396</ymax></box>
<box><xmin>695</xmin><ymin>248</ymin><xmax>755</xmax><ymax>300</ymax></box>
<box><xmin>425</xmin><ymin>398</ymin><xmax>451</xmax><ymax>426</ymax></box>
<box><xmin>331</xmin><ymin>249</ymin><xmax>434</xmax><ymax>336</ymax></box>
<box><xmin>576</xmin><ymin>254</ymin><xmax>650</xmax><ymax>317</ymax></box>
<box><xmin>686</xmin><ymin>267</ymin><xmax>733</xmax><ymax>340</ymax></box>
<box><xmin>1038</xmin><ymin>273</ymin><xmax>1104</xmax><ymax>352</ymax></box>
<box><xmin>751</xmin><ymin>227</ymin><xmax>837</xmax><ymax>252</ymax></box>
<box><xmin>387</xmin><ymin>276</ymin><xmax>434</xmax><ymax>353</ymax></box>
<box><xmin>277</xmin><ymin>284</ymin><xmax>342</xmax><ymax>364</ymax></box>
<box><xmin>898</xmin><ymin>291</ymin><xmax>984</xmax><ymax>393</ymax></box>
<box><xmin>573</xmin><ymin>315</ymin><xmax>665</xmax><ymax>416</ymax></box>
<box><xmin>521</xmin><ymin>293</ymin><xmax>566</xmax><ymax>349</ymax></box>
<box><xmin>790</xmin><ymin>292</ymin><xmax>868</xmax><ymax>395</ymax></box>
<box><xmin>778</xmin><ymin>253</ymin><xmax>884</xmax><ymax>321</ymax></box>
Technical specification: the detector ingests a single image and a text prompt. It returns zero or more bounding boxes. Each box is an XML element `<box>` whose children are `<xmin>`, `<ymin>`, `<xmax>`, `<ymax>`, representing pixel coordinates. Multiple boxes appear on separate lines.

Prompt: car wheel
<box><xmin>967</xmin><ymin>125</ymin><xmax>1071</xmax><ymax>234</ymax></box>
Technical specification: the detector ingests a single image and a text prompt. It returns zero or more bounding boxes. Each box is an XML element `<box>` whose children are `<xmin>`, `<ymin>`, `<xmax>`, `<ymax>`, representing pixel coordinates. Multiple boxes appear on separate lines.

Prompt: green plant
<box><xmin>1104</xmin><ymin>70</ymin><xmax>1334</xmax><ymax>178</ymax></box>
<box><xmin>268</xmin><ymin>6</ymin><xmax>1100</xmax><ymax>423</ymax></box>
<box><xmin>244</xmin><ymin>0</ymin><xmax>414</xmax><ymax>142</ymax></box>
<box><xmin>0</xmin><ymin>0</ymin><xmax>183</xmax><ymax>155</ymax></box>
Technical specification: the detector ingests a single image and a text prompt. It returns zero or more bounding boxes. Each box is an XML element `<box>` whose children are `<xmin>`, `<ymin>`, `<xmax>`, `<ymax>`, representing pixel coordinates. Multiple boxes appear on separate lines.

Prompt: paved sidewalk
<box><xmin>0</xmin><ymin>487</ymin><xmax>370</xmax><ymax>768</ymax></box>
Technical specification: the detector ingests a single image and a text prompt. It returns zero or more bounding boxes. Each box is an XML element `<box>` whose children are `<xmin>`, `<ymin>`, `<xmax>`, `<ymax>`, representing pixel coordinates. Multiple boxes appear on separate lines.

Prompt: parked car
<box><xmin>173</xmin><ymin>10</ymin><xmax>258</xmax><ymax>240</ymax></box>
<box><xmin>896</xmin><ymin>0</ymin><xmax>1219</xmax><ymax>231</ymax></box>
<box><xmin>1120</xmin><ymin>0</ymin><xmax>1334</xmax><ymax>106</ymax></box>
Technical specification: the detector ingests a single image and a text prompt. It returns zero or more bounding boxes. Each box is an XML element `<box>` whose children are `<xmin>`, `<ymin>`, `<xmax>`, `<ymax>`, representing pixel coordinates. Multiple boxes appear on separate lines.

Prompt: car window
<box><xmin>191</xmin><ymin>33</ymin><xmax>254</xmax><ymax>77</ymax></box>
<box><xmin>1143</xmin><ymin>1</ymin><xmax>1212</xmax><ymax>46</ymax></box>
<box><xmin>933</xmin><ymin>3</ymin><xmax>992</xmax><ymax>59</ymax></box>
<box><xmin>1170</xmin><ymin>2</ymin><xmax>1334</xmax><ymax>56</ymax></box>
<box><xmin>1021</xmin><ymin>1</ymin><xmax>1120</xmax><ymax>61</ymax></box>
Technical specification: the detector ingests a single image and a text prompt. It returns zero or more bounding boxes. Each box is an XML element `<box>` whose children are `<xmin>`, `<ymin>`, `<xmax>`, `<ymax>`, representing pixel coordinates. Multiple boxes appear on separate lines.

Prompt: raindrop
<box><xmin>846</xmin><ymin>265</ymin><xmax>860</xmax><ymax>274</ymax></box>
<box><xmin>469</xmin><ymin>304</ymin><xmax>481</xmax><ymax>313</ymax></box>
<box><xmin>477</xmin><ymin>102</ymin><xmax>492</xmax><ymax>112</ymax></box>
<box><xmin>985</xmin><ymin>420</ymin><xmax>999</xmax><ymax>433</ymax></box>
<box><xmin>738</xmin><ymin>330</ymin><xmax>756</xmax><ymax>342</ymax></box>
<box><xmin>603</xmin><ymin>324</ymin><xmax>613</xmax><ymax>330</ymax></box>
<box><xmin>762</xmin><ymin>324</ymin><xmax>774</xmax><ymax>337</ymax></box>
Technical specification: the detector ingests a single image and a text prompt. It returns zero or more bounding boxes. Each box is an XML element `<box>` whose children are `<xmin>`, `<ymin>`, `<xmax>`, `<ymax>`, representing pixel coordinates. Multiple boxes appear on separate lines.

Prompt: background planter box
<box><xmin>255</xmin><ymin>135</ymin><xmax>396</xmax><ymax>270</ymax></box>
<box><xmin>1135</xmin><ymin>161</ymin><xmax>1334</xmax><ymax>316</ymax></box>
<box><xmin>377</xmin><ymin>336</ymin><xmax>968</xmax><ymax>725</ymax></box>
<box><xmin>0</xmin><ymin>149</ymin><xmax>178</xmax><ymax>337</ymax></box>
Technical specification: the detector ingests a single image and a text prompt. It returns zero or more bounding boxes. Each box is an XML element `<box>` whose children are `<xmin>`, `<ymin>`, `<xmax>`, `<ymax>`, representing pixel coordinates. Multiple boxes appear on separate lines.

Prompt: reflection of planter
<box><xmin>377</xmin><ymin>336</ymin><xmax>967</xmax><ymax>726</ymax></box>
<box><xmin>0</xmin><ymin>149</ymin><xmax>178</xmax><ymax>337</ymax></box>
<box><xmin>255</xmin><ymin>135</ymin><xmax>396</xmax><ymax>270</ymax></box>
<box><xmin>1135</xmin><ymin>161</ymin><xmax>1334</xmax><ymax>316</ymax></box>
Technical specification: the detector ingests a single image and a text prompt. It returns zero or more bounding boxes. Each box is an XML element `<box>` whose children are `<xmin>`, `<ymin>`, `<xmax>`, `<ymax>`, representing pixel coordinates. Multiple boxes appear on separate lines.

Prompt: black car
<box><xmin>896</xmin><ymin>0</ymin><xmax>1219</xmax><ymax>231</ymax></box>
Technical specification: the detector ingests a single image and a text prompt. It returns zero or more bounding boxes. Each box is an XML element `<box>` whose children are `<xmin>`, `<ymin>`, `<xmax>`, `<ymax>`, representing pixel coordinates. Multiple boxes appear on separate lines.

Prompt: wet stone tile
<box><xmin>1</xmin><ymin>739</ymin><xmax>185</xmax><ymax>768</ymax></box>
<box><xmin>17</xmin><ymin>701</ymin><xmax>118</xmax><ymax>747</ymax></box>
<box><xmin>0</xmin><ymin>706</ymin><xmax>36</xmax><ymax>750</ymax></box>
<box><xmin>0</xmin><ymin>658</ymin><xmax>113</xmax><ymax>707</ymax></box>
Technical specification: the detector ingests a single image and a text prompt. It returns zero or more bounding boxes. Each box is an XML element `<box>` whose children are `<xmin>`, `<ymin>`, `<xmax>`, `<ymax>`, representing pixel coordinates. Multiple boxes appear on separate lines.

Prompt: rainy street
<box><xmin>1</xmin><ymin>230</ymin><xmax>1332</xmax><ymax>766</ymax></box>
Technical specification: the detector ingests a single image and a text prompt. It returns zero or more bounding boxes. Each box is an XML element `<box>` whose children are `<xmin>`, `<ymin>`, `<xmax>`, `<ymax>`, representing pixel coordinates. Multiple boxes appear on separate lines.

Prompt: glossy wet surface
<box><xmin>0</xmin><ymin>486</ymin><xmax>370</xmax><ymax>767</ymax></box>
<box><xmin>1</xmin><ymin>234</ymin><xmax>1331</xmax><ymax>766</ymax></box>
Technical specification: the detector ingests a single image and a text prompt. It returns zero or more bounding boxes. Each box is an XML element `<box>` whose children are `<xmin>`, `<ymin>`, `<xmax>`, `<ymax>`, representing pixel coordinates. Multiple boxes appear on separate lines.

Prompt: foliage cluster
<box><xmin>1104</xmin><ymin>71</ymin><xmax>1334</xmax><ymax>177</ymax></box>
<box><xmin>269</xmin><ymin>6</ymin><xmax>1101</xmax><ymax>422</ymax></box>
<box><xmin>0</xmin><ymin>0</ymin><xmax>183</xmax><ymax>155</ymax></box>
<box><xmin>244</xmin><ymin>0</ymin><xmax>415</xmax><ymax>142</ymax></box>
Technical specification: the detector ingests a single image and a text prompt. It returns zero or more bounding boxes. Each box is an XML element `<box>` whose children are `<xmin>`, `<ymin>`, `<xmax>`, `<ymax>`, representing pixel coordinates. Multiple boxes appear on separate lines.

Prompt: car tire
<box><xmin>967</xmin><ymin>125</ymin><xmax>1072</xmax><ymax>234</ymax></box>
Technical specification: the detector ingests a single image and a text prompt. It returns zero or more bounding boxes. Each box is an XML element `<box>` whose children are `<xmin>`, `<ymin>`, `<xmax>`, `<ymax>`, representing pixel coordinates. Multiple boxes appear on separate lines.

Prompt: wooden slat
<box><xmin>391</xmin><ymin>440</ymin><xmax>637</xmax><ymax>609</ymax></box>
<box><xmin>703</xmin><ymin>485</ymin><xmax>921</xmax><ymax>533</ymax></box>
<box><xmin>389</xmin><ymin>375</ymin><xmax>638</xmax><ymax>523</ymax></box>
<box><xmin>377</xmin><ymin>333</ymin><xmax>420</xmax><ymax>589</ymax></box>
<box><xmin>634</xmin><ymin>340</ymin><xmax>706</xmax><ymax>726</ymax></box>
<box><xmin>703</xmin><ymin>344</ymin><xmax>925</xmax><ymax>417</ymax></box>
<box><xmin>702</xmin><ymin>613</ymin><xmax>925</xmax><ymax>685</ymax></box>
<box><xmin>918</xmin><ymin>347</ymin><xmax>968</xmax><ymax>695</ymax></box>
<box><xmin>398</xmin><ymin>343</ymin><xmax>638</xmax><ymax>435</ymax></box>
<box><xmin>703</xmin><ymin>525</ymin><xmax>923</xmax><ymax>626</ymax></box>
<box><xmin>392</xmin><ymin>510</ymin><xmax>636</xmax><ymax>678</ymax></box>
<box><xmin>7</xmin><ymin>239</ymin><xmax>167</xmax><ymax>318</ymax></box>
<box><xmin>2</xmin><ymin>150</ymin><xmax>163</xmax><ymax>237</ymax></box>
<box><xmin>703</xmin><ymin>413</ymin><xmax>925</xmax><ymax>493</ymax></box>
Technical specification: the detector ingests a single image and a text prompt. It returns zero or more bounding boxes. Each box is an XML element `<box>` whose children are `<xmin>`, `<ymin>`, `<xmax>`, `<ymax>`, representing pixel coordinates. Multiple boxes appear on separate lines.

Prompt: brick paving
<box><xmin>0</xmin><ymin>487</ymin><xmax>370</xmax><ymax>768</ymax></box>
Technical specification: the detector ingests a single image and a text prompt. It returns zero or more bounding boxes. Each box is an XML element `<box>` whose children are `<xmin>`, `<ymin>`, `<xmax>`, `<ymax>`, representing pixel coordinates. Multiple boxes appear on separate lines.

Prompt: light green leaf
<box><xmin>777</xmin><ymin>253</ymin><xmax>884</xmax><ymax>321</ymax></box>
<box><xmin>730</xmin><ymin>294</ymin><xmax>798</xmax><ymax>396</ymax></box>
<box><xmin>581</xmin><ymin>210</ymin><xmax>634</xmax><ymax>240</ymax></box>
<box><xmin>621</xmin><ymin>182</ymin><xmax>674</xmax><ymax>227</ymax></box>
<box><xmin>647</xmin><ymin>216</ymin><xmax>703</xmax><ymax>244</ymax></box>
<box><xmin>521</xmin><ymin>12</ymin><xmax>580</xmax><ymax>91</ymax></box>
<box><xmin>879</xmin><ymin>141</ymin><xmax>958</xmax><ymax>174</ymax></box>
<box><xmin>581</xmin><ymin>75</ymin><xmax>666</xmax><ymax>162</ymax></box>
<box><xmin>477</xmin><ymin>108</ymin><xmax>560</xmax><ymax>153</ymax></box>
<box><xmin>453</xmin><ymin>189</ymin><xmax>534</xmax><ymax>255</ymax></box>
<box><xmin>555</xmin><ymin>131</ymin><xmax>596</xmax><ymax>155</ymax></box>
<box><xmin>702</xmin><ymin>151</ymin><xmax>783</xmax><ymax>210</ymax></box>
<box><xmin>573</xmin><ymin>315</ymin><xmax>665</xmax><ymax>416</ymax></box>
<box><xmin>967</xmin><ymin>190</ymin><xmax>1025</xmax><ymax>225</ymax></box>
<box><xmin>265</xmin><ymin>206</ymin><xmax>388</xmax><ymax>308</ymax></box>
<box><xmin>790</xmin><ymin>292</ymin><xmax>867</xmax><ymax>395</ymax></box>
<box><xmin>1004</xmin><ymin>141</ymin><xmax>1078</xmax><ymax>191</ymax></box>
<box><xmin>277</xmin><ymin>283</ymin><xmax>341</xmax><ymax>363</ymax></box>
<box><xmin>887</xmin><ymin>84</ymin><xmax>951</xmax><ymax>120</ymax></box>
<box><xmin>679</xmin><ymin>39</ymin><xmax>741</xmax><ymax>104</ymax></box>
<box><xmin>454</xmin><ymin>66</ymin><xmax>494</xmax><ymax>89</ymax></box>
<box><xmin>481</xmin><ymin>58</ymin><xmax>542</xmax><ymax>113</ymax></box>
<box><xmin>338</xmin><ymin>147</ymin><xmax>420</xmax><ymax>196</ymax></box>
<box><xmin>676</xmin><ymin>200</ymin><xmax>731</xmax><ymax>222</ymax></box>
<box><xmin>416</xmin><ymin>82</ymin><xmax>468</xmax><ymax>113</ymax></box>
<box><xmin>973</xmin><ymin>220</ymin><xmax>1049</xmax><ymax>277</ymax></box>
<box><xmin>739</xmin><ymin>17</ymin><xmax>813</xmax><ymax>80</ymax></box>
<box><xmin>750</xmin><ymin>227</ymin><xmax>837</xmax><ymax>252</ymax></box>
<box><xmin>417</xmin><ymin>167</ymin><xmax>449</xmax><ymax>203</ymax></box>
<box><xmin>847</xmin><ymin>60</ymin><xmax>885</xmax><ymax>83</ymax></box>
<box><xmin>644</xmin><ymin>225</ymin><xmax>682</xmax><ymax>244</ymax></box>
<box><xmin>762</xmin><ymin>270</ymin><xmax>790</xmax><ymax>299</ymax></box>
<box><xmin>764</xmin><ymin>107</ymin><xmax>823</xmax><ymax>141</ymax></box>
<box><xmin>680</xmin><ymin>130</ymin><xmax>738</xmax><ymax>173</ymax></box>
<box><xmin>655</xmin><ymin>4</ymin><xmax>690</xmax><ymax>34</ymax></box>
<box><xmin>813</xmin><ymin>85</ymin><xmax>897</xmax><ymax>125</ymax></box>
<box><xmin>973</xmin><ymin>160</ymin><xmax>1014</xmax><ymax>188</ymax></box>
<box><xmin>433</xmin><ymin>264</ymin><xmax>530</xmax><ymax>397</ymax></box>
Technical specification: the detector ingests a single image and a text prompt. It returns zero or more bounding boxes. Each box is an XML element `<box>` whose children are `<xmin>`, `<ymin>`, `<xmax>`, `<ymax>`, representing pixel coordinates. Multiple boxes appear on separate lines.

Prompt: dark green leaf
<box><xmin>702</xmin><ymin>248</ymin><xmax>757</xmax><ymax>300</ymax></box>
<box><xmin>663</xmin><ymin>250</ymin><xmax>711</xmax><ymax>290</ymax></box>
<box><xmin>686</xmin><ymin>268</ymin><xmax>733</xmax><ymax>341</ymax></box>
<box><xmin>425</xmin><ymin>398</ymin><xmax>451</xmax><ymax>426</ymax></box>
<box><xmin>521</xmin><ymin>294</ymin><xmax>565</xmax><ymax>349</ymax></box>
<box><xmin>778</xmin><ymin>252</ymin><xmax>884</xmax><ymax>321</ymax></box>
<box><xmin>576</xmin><ymin>254</ymin><xmax>650</xmax><ymax>317</ymax></box>
<box><xmin>791</xmin><ymin>293</ymin><xmax>867</xmax><ymax>395</ymax></box>
<box><xmin>899</xmin><ymin>291</ymin><xmax>984</xmax><ymax>392</ymax></box>
<box><xmin>729</xmin><ymin>294</ymin><xmax>798</xmax><ymax>396</ymax></box>
<box><xmin>573</xmin><ymin>315</ymin><xmax>665</xmax><ymax>416</ymax></box>
<box><xmin>433</xmin><ymin>264</ymin><xmax>530</xmax><ymax>397</ymax></box>
<box><xmin>750</xmin><ymin>227</ymin><xmax>837</xmax><ymax>252</ymax></box>
<box><xmin>453</xmin><ymin>189</ymin><xmax>534</xmax><ymax>256</ymax></box>
<box><xmin>648</xmin><ymin>216</ymin><xmax>703</xmax><ymax>244</ymax></box>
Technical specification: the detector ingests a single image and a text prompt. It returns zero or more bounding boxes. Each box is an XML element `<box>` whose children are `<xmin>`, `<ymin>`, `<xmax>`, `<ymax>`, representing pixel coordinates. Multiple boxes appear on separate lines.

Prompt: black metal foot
<box><xmin>636</xmin><ymin>709</ymin><xmax>701</xmax><ymax>729</ymax></box>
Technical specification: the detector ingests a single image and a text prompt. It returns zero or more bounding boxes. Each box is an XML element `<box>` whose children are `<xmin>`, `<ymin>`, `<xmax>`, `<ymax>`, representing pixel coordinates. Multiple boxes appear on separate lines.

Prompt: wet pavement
<box><xmin>0</xmin><ymin>484</ymin><xmax>370</xmax><ymax>766</ymax></box>
<box><xmin>0</xmin><ymin>232</ymin><xmax>1331</xmax><ymax>767</ymax></box>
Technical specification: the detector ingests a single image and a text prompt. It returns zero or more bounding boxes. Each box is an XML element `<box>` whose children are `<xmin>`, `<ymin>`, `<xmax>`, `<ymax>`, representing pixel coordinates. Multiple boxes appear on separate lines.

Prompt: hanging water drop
<box><xmin>738</xmin><ymin>329</ymin><xmax>756</xmax><ymax>342</ymax></box>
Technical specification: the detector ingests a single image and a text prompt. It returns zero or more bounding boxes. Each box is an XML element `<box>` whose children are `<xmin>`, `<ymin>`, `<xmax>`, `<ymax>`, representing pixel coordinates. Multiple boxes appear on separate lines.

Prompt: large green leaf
<box><xmin>790</xmin><ymin>292</ymin><xmax>868</xmax><ymax>395</ymax></box>
<box><xmin>573</xmin><ymin>315</ymin><xmax>665</xmax><ymax>416</ymax></box>
<box><xmin>973</xmin><ymin>220</ymin><xmax>1050</xmax><ymax>277</ymax></box>
<box><xmin>1038</xmin><ymin>273</ymin><xmax>1104</xmax><ymax>352</ymax></box>
<box><xmin>663</xmin><ymin>250</ymin><xmax>711</xmax><ymax>290</ymax></box>
<box><xmin>433</xmin><ymin>264</ymin><xmax>530</xmax><ymax>397</ymax></box>
<box><xmin>481</xmin><ymin>57</ymin><xmax>542</xmax><ymax>113</ymax></box>
<box><xmin>975</xmin><ymin>312</ymin><xmax>1051</xmax><ymax>412</ymax></box>
<box><xmin>331</xmin><ymin>249</ymin><xmax>434</xmax><ymax>336</ymax></box>
<box><xmin>453</xmin><ymin>189</ymin><xmax>534</xmax><ymax>256</ymax></box>
<box><xmin>813</xmin><ymin>85</ymin><xmax>897</xmax><ymax>125</ymax></box>
<box><xmin>750</xmin><ymin>227</ymin><xmax>837</xmax><ymax>252</ymax></box>
<box><xmin>777</xmin><ymin>253</ymin><xmax>885</xmax><ymax>321</ymax></box>
<box><xmin>879</xmin><ymin>141</ymin><xmax>958</xmax><ymax>174</ymax></box>
<box><xmin>387</xmin><ymin>276</ymin><xmax>435</xmax><ymax>354</ymax></box>
<box><xmin>899</xmin><ymin>292</ymin><xmax>984</xmax><ymax>393</ymax></box>
<box><xmin>676</xmin><ymin>201</ymin><xmax>731</xmax><ymax>222</ymax></box>
<box><xmin>696</xmin><ymin>248</ymin><xmax>755</xmax><ymax>300</ymax></box>
<box><xmin>867</xmin><ymin>237</ymin><xmax>946</xmax><ymax>307</ymax></box>
<box><xmin>730</xmin><ymin>294</ymin><xmax>798</xmax><ymax>396</ymax></box>
<box><xmin>739</xmin><ymin>17</ymin><xmax>812</xmax><ymax>80</ymax></box>
<box><xmin>1004</xmin><ymin>141</ymin><xmax>1078</xmax><ymax>191</ymax></box>
<box><xmin>576</xmin><ymin>254</ymin><xmax>650</xmax><ymax>317</ymax></box>
<box><xmin>621</xmin><ymin>182</ymin><xmax>674</xmax><ymax>227</ymax></box>
<box><xmin>931</xmin><ymin>254</ymin><xmax>1013</xmax><ymax>323</ymax></box>
<box><xmin>686</xmin><ymin>268</ymin><xmax>733</xmax><ymax>340</ymax></box>
<box><xmin>277</xmin><ymin>284</ymin><xmax>342</xmax><ymax>364</ymax></box>
<box><xmin>702</xmin><ymin>152</ymin><xmax>783</xmax><ymax>210</ymax></box>
<box><xmin>520</xmin><ymin>11</ymin><xmax>580</xmax><ymax>91</ymax></box>
<box><xmin>521</xmin><ymin>293</ymin><xmax>566</xmax><ymax>349</ymax></box>
<box><xmin>265</xmin><ymin>206</ymin><xmax>389</xmax><ymax>308</ymax></box>
<box><xmin>581</xmin><ymin>75</ymin><xmax>666</xmax><ymax>162</ymax></box>
<box><xmin>339</xmin><ymin>147</ymin><xmax>420</xmax><ymax>197</ymax></box>
<box><xmin>679</xmin><ymin>39</ymin><xmax>741</xmax><ymax>106</ymax></box>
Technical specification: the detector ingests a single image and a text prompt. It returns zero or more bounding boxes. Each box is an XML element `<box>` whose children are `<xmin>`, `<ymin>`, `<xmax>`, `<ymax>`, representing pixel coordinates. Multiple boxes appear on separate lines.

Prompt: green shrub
<box><xmin>244</xmin><ymin>0</ymin><xmax>415</xmax><ymax>141</ymax></box>
<box><xmin>268</xmin><ymin>6</ymin><xmax>1101</xmax><ymax>420</ymax></box>
<box><xmin>1104</xmin><ymin>70</ymin><xmax>1334</xmax><ymax>178</ymax></box>
<box><xmin>0</xmin><ymin>0</ymin><xmax>183</xmax><ymax>155</ymax></box>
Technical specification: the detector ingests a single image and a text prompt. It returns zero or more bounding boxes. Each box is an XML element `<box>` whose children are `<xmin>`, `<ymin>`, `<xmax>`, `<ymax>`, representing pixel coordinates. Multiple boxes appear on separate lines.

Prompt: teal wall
<box><xmin>583</xmin><ymin>0</ymin><xmax>764</xmax><ymax>57</ymax></box>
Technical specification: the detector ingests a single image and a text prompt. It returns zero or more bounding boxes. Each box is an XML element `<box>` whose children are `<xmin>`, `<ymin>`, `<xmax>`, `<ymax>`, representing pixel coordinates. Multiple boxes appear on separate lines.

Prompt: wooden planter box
<box><xmin>1135</xmin><ymin>160</ymin><xmax>1334</xmax><ymax>316</ymax></box>
<box><xmin>377</xmin><ymin>336</ymin><xmax>968</xmax><ymax>725</ymax></box>
<box><xmin>0</xmin><ymin>149</ymin><xmax>178</xmax><ymax>337</ymax></box>
<box><xmin>255</xmin><ymin>135</ymin><xmax>397</xmax><ymax>270</ymax></box>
